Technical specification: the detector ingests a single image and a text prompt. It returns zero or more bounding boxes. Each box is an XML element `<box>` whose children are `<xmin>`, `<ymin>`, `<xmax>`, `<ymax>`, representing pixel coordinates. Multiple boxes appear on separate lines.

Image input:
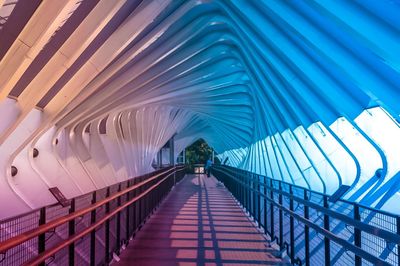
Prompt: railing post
<box><xmin>234</xmin><ymin>172</ymin><xmax>238</xmax><ymax>198</ymax></box>
<box><xmin>234</xmin><ymin>172</ymin><xmax>237</xmax><ymax>201</ymax></box>
<box><xmin>278</xmin><ymin>182</ymin><xmax>283</xmax><ymax>249</ymax></box>
<box><xmin>251</xmin><ymin>174</ymin><xmax>255</xmax><ymax>218</ymax></box>
<box><xmin>246</xmin><ymin>174</ymin><xmax>250</xmax><ymax>213</ymax></box>
<box><xmin>304</xmin><ymin>190</ymin><xmax>310</xmax><ymax>266</ymax></box>
<box><xmin>38</xmin><ymin>207</ymin><xmax>46</xmax><ymax>266</ymax></box>
<box><xmin>289</xmin><ymin>185</ymin><xmax>295</xmax><ymax>264</ymax></box>
<box><xmin>270</xmin><ymin>179</ymin><xmax>275</xmax><ymax>241</ymax></box>
<box><xmin>264</xmin><ymin>176</ymin><xmax>268</xmax><ymax>235</ymax></box>
<box><xmin>145</xmin><ymin>179</ymin><xmax>149</xmax><ymax>219</ymax></box>
<box><xmin>249</xmin><ymin>174</ymin><xmax>252</xmax><ymax>216</ymax></box>
<box><xmin>323</xmin><ymin>195</ymin><xmax>330</xmax><ymax>266</ymax></box>
<box><xmin>243</xmin><ymin>174</ymin><xmax>247</xmax><ymax>210</ymax></box>
<box><xmin>354</xmin><ymin>204</ymin><xmax>361</xmax><ymax>266</ymax></box>
<box><xmin>257</xmin><ymin>175</ymin><xmax>261</xmax><ymax>226</ymax></box>
<box><xmin>126</xmin><ymin>181</ymin><xmax>130</xmax><ymax>243</ymax></box>
<box><xmin>248</xmin><ymin>173</ymin><xmax>251</xmax><ymax>214</ymax></box>
<box><xmin>133</xmin><ymin>178</ymin><xmax>138</xmax><ymax>235</ymax></box>
<box><xmin>68</xmin><ymin>198</ymin><xmax>76</xmax><ymax>266</ymax></box>
<box><xmin>105</xmin><ymin>187</ymin><xmax>111</xmax><ymax>264</ymax></box>
<box><xmin>397</xmin><ymin>216</ymin><xmax>400</xmax><ymax>266</ymax></box>
<box><xmin>139</xmin><ymin>177</ymin><xmax>143</xmax><ymax>222</ymax></box>
<box><xmin>90</xmin><ymin>191</ymin><xmax>96</xmax><ymax>266</ymax></box>
<box><xmin>116</xmin><ymin>184</ymin><xmax>122</xmax><ymax>255</ymax></box>
<box><xmin>240</xmin><ymin>174</ymin><xmax>244</xmax><ymax>204</ymax></box>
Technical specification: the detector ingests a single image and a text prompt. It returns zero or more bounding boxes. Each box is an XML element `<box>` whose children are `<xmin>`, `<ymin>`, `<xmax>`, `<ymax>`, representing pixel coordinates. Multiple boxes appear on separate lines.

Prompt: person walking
<box><xmin>205</xmin><ymin>158</ymin><xmax>213</xmax><ymax>177</ymax></box>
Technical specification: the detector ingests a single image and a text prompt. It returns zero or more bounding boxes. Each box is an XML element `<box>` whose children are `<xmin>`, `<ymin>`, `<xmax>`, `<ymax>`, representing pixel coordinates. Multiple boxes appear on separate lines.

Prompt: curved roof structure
<box><xmin>0</xmin><ymin>0</ymin><xmax>399</xmax><ymax>219</ymax></box>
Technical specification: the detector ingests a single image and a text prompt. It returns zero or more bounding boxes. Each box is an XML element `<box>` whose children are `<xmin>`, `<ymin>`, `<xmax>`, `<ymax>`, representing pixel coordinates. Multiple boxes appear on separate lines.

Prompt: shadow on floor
<box><xmin>117</xmin><ymin>174</ymin><xmax>289</xmax><ymax>266</ymax></box>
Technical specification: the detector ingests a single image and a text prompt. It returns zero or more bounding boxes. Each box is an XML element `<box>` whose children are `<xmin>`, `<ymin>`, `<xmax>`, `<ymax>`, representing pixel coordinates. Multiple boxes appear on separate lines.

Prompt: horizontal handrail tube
<box><xmin>267</xmin><ymin>194</ymin><xmax>390</xmax><ymax>266</ymax></box>
<box><xmin>0</xmin><ymin>166</ymin><xmax>182</xmax><ymax>254</ymax></box>
<box><xmin>213</xmin><ymin>167</ymin><xmax>394</xmax><ymax>266</ymax></box>
<box><xmin>23</xmin><ymin>168</ymin><xmax>184</xmax><ymax>265</ymax></box>
<box><xmin>217</xmin><ymin>165</ymin><xmax>399</xmax><ymax>218</ymax></box>
<box><xmin>213</xmin><ymin>167</ymin><xmax>400</xmax><ymax>243</ymax></box>
<box><xmin>0</xmin><ymin>167</ymin><xmax>175</xmax><ymax>224</ymax></box>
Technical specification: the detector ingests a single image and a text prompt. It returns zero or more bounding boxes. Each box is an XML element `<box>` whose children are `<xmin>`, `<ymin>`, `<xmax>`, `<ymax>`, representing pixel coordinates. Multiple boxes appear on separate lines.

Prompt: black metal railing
<box><xmin>212</xmin><ymin>165</ymin><xmax>400</xmax><ymax>266</ymax></box>
<box><xmin>0</xmin><ymin>165</ymin><xmax>186</xmax><ymax>266</ymax></box>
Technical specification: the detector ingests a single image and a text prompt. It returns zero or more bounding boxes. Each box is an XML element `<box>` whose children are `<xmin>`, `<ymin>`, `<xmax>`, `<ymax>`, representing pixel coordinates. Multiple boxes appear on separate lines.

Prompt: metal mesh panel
<box><xmin>330</xmin><ymin>239</ymin><xmax>355</xmax><ymax>265</ymax></box>
<box><xmin>212</xmin><ymin>166</ymin><xmax>400</xmax><ymax>266</ymax></box>
<box><xmin>360</xmin><ymin>207</ymin><xmax>397</xmax><ymax>232</ymax></box>
<box><xmin>74</xmin><ymin>233</ymin><xmax>90</xmax><ymax>265</ymax></box>
<box><xmin>0</xmin><ymin>238</ymin><xmax>38</xmax><ymax>266</ymax></box>
<box><xmin>0</xmin><ymin>167</ymin><xmax>181</xmax><ymax>266</ymax></box>
<box><xmin>273</xmin><ymin>194</ymin><xmax>280</xmax><ymax>242</ymax></box>
<box><xmin>360</xmin><ymin>207</ymin><xmax>398</xmax><ymax>265</ymax></box>
<box><xmin>0</xmin><ymin>210</ymin><xmax>40</xmax><ymax>241</ymax></box>
<box><xmin>329</xmin><ymin>210</ymin><xmax>355</xmax><ymax>265</ymax></box>
<box><xmin>308</xmin><ymin>208</ymin><xmax>325</xmax><ymax>265</ymax></box>
<box><xmin>46</xmin><ymin>245</ymin><xmax>68</xmax><ymax>265</ymax></box>
<box><xmin>109</xmin><ymin>217</ymin><xmax>117</xmax><ymax>255</ymax></box>
<box><xmin>95</xmin><ymin>225</ymin><xmax>106</xmax><ymax>265</ymax></box>
<box><xmin>75</xmin><ymin>193</ymin><xmax>93</xmax><ymax>212</ymax></box>
<box><xmin>293</xmin><ymin>197</ymin><xmax>306</xmax><ymax>264</ymax></box>
<box><xmin>0</xmin><ymin>210</ymin><xmax>40</xmax><ymax>266</ymax></box>
<box><xmin>120</xmin><ymin>209</ymin><xmax>128</xmax><ymax>243</ymax></box>
<box><xmin>282</xmin><ymin>192</ymin><xmax>291</xmax><ymax>249</ymax></box>
<box><xmin>46</xmin><ymin>204</ymin><xmax>69</xmax><ymax>221</ymax></box>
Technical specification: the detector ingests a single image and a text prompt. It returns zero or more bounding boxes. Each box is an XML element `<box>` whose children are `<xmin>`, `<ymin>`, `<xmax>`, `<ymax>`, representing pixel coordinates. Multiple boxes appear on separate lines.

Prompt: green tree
<box><xmin>185</xmin><ymin>139</ymin><xmax>220</xmax><ymax>165</ymax></box>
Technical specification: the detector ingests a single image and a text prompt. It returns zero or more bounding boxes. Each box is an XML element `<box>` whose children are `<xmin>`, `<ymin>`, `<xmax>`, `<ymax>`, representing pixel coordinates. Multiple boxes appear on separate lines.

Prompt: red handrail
<box><xmin>0</xmin><ymin>166</ymin><xmax>182</xmax><ymax>255</ymax></box>
<box><xmin>23</xmin><ymin>167</ymin><xmax>183</xmax><ymax>265</ymax></box>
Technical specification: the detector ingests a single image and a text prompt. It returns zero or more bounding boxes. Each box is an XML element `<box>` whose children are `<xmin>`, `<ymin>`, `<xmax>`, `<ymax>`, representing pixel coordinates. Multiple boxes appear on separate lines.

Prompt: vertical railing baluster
<box><xmin>90</xmin><ymin>191</ymin><xmax>96</xmax><ymax>266</ymax></box>
<box><xmin>354</xmin><ymin>204</ymin><xmax>361</xmax><ymax>266</ymax></box>
<box><xmin>247</xmin><ymin>174</ymin><xmax>250</xmax><ymax>213</ymax></box>
<box><xmin>252</xmin><ymin>174</ymin><xmax>256</xmax><ymax>218</ymax></box>
<box><xmin>397</xmin><ymin>216</ymin><xmax>400</xmax><ymax>266</ymax></box>
<box><xmin>105</xmin><ymin>187</ymin><xmax>110</xmax><ymax>264</ymax></box>
<box><xmin>235</xmin><ymin>172</ymin><xmax>238</xmax><ymax>202</ymax></box>
<box><xmin>126</xmin><ymin>181</ymin><xmax>130</xmax><ymax>243</ymax></box>
<box><xmin>250</xmin><ymin>174</ymin><xmax>253</xmax><ymax>217</ymax></box>
<box><xmin>138</xmin><ymin>178</ymin><xmax>142</xmax><ymax>225</ymax></box>
<box><xmin>323</xmin><ymin>195</ymin><xmax>330</xmax><ymax>266</ymax></box>
<box><xmin>270</xmin><ymin>179</ymin><xmax>275</xmax><ymax>241</ymax></box>
<box><xmin>116</xmin><ymin>184</ymin><xmax>121</xmax><ymax>255</ymax></box>
<box><xmin>248</xmin><ymin>173</ymin><xmax>251</xmax><ymax>214</ymax></box>
<box><xmin>264</xmin><ymin>176</ymin><xmax>268</xmax><ymax>235</ymax></box>
<box><xmin>244</xmin><ymin>174</ymin><xmax>247</xmax><ymax>211</ymax></box>
<box><xmin>289</xmin><ymin>185</ymin><xmax>295</xmax><ymax>264</ymax></box>
<box><xmin>133</xmin><ymin>178</ymin><xmax>137</xmax><ymax>234</ymax></box>
<box><xmin>68</xmin><ymin>198</ymin><xmax>75</xmax><ymax>266</ymax></box>
<box><xmin>241</xmin><ymin>174</ymin><xmax>244</xmax><ymax>204</ymax></box>
<box><xmin>304</xmin><ymin>189</ymin><xmax>310</xmax><ymax>266</ymax></box>
<box><xmin>38</xmin><ymin>207</ymin><xmax>46</xmax><ymax>266</ymax></box>
<box><xmin>257</xmin><ymin>175</ymin><xmax>261</xmax><ymax>225</ymax></box>
<box><xmin>279</xmin><ymin>182</ymin><xmax>283</xmax><ymax>249</ymax></box>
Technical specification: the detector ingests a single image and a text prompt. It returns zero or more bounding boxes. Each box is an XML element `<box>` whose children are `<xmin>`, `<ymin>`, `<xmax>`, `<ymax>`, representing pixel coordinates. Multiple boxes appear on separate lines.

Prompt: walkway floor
<box><xmin>117</xmin><ymin>174</ymin><xmax>289</xmax><ymax>266</ymax></box>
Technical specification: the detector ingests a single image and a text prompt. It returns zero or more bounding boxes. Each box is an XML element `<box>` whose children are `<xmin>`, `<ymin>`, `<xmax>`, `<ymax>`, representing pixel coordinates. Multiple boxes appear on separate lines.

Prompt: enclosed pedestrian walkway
<box><xmin>118</xmin><ymin>174</ymin><xmax>287</xmax><ymax>266</ymax></box>
<box><xmin>1</xmin><ymin>0</ymin><xmax>400</xmax><ymax>265</ymax></box>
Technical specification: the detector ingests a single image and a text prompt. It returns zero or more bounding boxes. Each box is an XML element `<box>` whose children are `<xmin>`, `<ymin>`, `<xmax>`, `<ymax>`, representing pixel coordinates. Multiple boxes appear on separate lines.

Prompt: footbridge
<box><xmin>0</xmin><ymin>0</ymin><xmax>400</xmax><ymax>265</ymax></box>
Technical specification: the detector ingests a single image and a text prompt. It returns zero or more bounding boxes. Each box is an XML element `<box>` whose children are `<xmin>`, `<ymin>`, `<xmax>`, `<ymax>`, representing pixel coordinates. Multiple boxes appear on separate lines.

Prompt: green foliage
<box><xmin>185</xmin><ymin>139</ymin><xmax>220</xmax><ymax>165</ymax></box>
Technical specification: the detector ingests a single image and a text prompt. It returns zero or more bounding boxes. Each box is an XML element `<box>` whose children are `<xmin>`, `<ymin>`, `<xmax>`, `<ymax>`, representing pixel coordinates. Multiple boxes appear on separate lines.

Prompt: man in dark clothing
<box><xmin>205</xmin><ymin>158</ymin><xmax>213</xmax><ymax>177</ymax></box>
